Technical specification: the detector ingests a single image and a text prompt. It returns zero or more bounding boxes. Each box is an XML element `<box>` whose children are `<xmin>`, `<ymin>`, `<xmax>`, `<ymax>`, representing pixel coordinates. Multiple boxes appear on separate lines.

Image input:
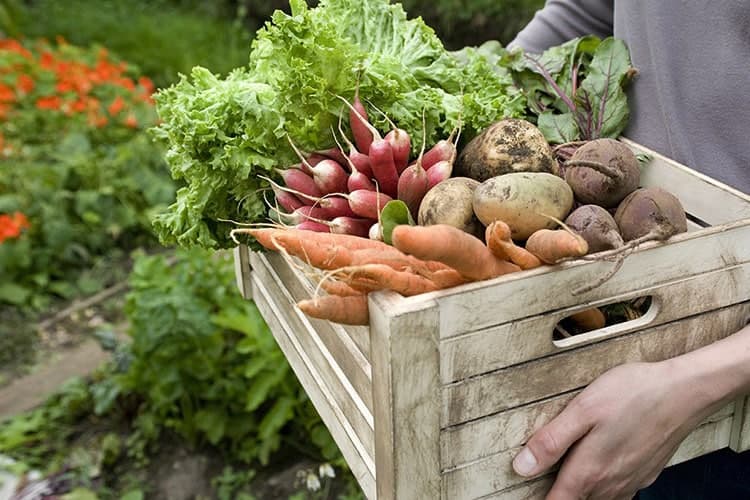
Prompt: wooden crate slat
<box><xmin>233</xmin><ymin>244</ymin><xmax>253</xmax><ymax>300</ymax></box>
<box><xmin>442</xmin><ymin>389</ymin><xmax>735</xmax><ymax>472</ymax></box>
<box><xmin>441</xmin><ymin>262</ymin><xmax>750</xmax><ymax>383</ymax></box>
<box><xmin>730</xmin><ymin>396</ymin><xmax>750</xmax><ymax>452</ymax></box>
<box><xmin>442</xmin><ymin>303</ymin><xmax>750</xmax><ymax>427</ymax></box>
<box><xmin>370</xmin><ymin>292</ymin><xmax>442</xmax><ymax>500</ymax></box>
<box><xmin>622</xmin><ymin>138</ymin><xmax>750</xmax><ymax>225</ymax></box>
<box><xmin>262</xmin><ymin>251</ymin><xmax>372</xmax><ymax>366</ymax></box>
<box><xmin>433</xmin><ymin>220</ymin><xmax>750</xmax><ymax>338</ymax></box>
<box><xmin>249</xmin><ymin>274</ymin><xmax>376</xmax><ymax>498</ymax></box>
<box><xmin>249</xmin><ymin>258</ymin><xmax>376</xmax><ymax>459</ymax></box>
<box><xmin>251</xmin><ymin>252</ymin><xmax>374</xmax><ymax>416</ymax></box>
<box><xmin>442</xmin><ymin>416</ymin><xmax>734</xmax><ymax>500</ymax></box>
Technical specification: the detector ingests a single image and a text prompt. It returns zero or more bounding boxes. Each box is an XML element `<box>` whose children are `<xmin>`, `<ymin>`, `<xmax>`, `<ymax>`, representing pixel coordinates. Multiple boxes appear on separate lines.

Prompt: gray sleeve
<box><xmin>508</xmin><ymin>0</ymin><xmax>614</xmax><ymax>54</ymax></box>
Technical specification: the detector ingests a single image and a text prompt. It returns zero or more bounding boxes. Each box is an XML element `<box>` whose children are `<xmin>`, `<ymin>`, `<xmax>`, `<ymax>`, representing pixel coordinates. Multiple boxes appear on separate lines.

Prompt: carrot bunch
<box><xmin>240</xmin><ymin>211</ymin><xmax>593</xmax><ymax>326</ymax></box>
<box><xmin>267</xmin><ymin>90</ymin><xmax>458</xmax><ymax>239</ymax></box>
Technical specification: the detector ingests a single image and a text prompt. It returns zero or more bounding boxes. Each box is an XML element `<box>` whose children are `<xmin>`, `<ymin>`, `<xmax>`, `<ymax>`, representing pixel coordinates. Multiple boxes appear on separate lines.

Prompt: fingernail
<box><xmin>513</xmin><ymin>447</ymin><xmax>538</xmax><ymax>476</ymax></box>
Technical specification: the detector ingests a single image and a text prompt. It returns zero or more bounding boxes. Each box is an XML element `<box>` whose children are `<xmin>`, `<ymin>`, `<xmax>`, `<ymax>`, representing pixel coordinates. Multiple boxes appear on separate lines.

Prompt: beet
<box><xmin>565</xmin><ymin>138</ymin><xmax>640</xmax><ymax>208</ymax></box>
<box><xmin>564</xmin><ymin>204</ymin><xmax>624</xmax><ymax>253</ymax></box>
<box><xmin>614</xmin><ymin>187</ymin><xmax>687</xmax><ymax>241</ymax></box>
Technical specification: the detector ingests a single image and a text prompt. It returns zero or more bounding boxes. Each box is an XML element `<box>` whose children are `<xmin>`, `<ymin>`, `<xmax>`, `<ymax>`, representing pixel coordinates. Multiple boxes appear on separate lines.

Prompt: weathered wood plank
<box><xmin>249</xmin><ymin>259</ymin><xmax>375</xmax><ymax>461</ymax></box>
<box><xmin>262</xmin><ymin>251</ymin><xmax>372</xmax><ymax>365</ymax></box>
<box><xmin>370</xmin><ymin>292</ymin><xmax>442</xmax><ymax>500</ymax></box>
<box><xmin>250</xmin><ymin>273</ymin><xmax>376</xmax><ymax>498</ymax></box>
<box><xmin>251</xmin><ymin>252</ymin><xmax>374</xmax><ymax>415</ymax></box>
<box><xmin>233</xmin><ymin>244</ymin><xmax>253</xmax><ymax>300</ymax></box>
<box><xmin>622</xmin><ymin>138</ymin><xmax>750</xmax><ymax>225</ymax></box>
<box><xmin>442</xmin><ymin>416</ymin><xmax>734</xmax><ymax>500</ymax></box>
<box><xmin>432</xmin><ymin>220</ymin><xmax>750</xmax><ymax>338</ymax></box>
<box><xmin>443</xmin><ymin>303</ymin><xmax>750</xmax><ymax>427</ymax></box>
<box><xmin>441</xmin><ymin>383</ymin><xmax>735</xmax><ymax>471</ymax></box>
<box><xmin>730</xmin><ymin>396</ymin><xmax>750</xmax><ymax>453</ymax></box>
<box><xmin>441</xmin><ymin>263</ymin><xmax>750</xmax><ymax>383</ymax></box>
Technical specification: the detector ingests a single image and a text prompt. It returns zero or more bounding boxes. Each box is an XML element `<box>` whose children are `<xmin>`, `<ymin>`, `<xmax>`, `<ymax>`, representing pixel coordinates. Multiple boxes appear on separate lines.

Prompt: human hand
<box><xmin>512</xmin><ymin>360</ymin><xmax>718</xmax><ymax>500</ymax></box>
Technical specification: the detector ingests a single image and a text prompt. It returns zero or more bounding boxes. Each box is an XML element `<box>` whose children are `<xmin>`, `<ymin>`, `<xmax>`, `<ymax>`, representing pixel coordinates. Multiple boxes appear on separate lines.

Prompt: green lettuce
<box><xmin>152</xmin><ymin>0</ymin><xmax>525</xmax><ymax>249</ymax></box>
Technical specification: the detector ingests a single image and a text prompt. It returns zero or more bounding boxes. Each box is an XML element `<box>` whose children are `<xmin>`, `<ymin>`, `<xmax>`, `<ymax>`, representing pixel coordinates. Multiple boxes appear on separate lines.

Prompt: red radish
<box><xmin>397</xmin><ymin>119</ymin><xmax>430</xmax><ymax>219</ymax></box>
<box><xmin>309</xmin><ymin>159</ymin><xmax>349</xmax><ymax>194</ymax></box>
<box><xmin>426</xmin><ymin>160</ymin><xmax>453</xmax><ymax>188</ymax></box>
<box><xmin>331</xmin><ymin>123</ymin><xmax>376</xmax><ymax>191</ymax></box>
<box><xmin>423</xmin><ymin>128</ymin><xmax>459</xmax><ymax>169</ymax></box>
<box><xmin>369</xmin><ymin>222</ymin><xmax>383</xmax><ymax>241</ymax></box>
<box><xmin>270</xmin><ymin>184</ymin><xmax>305</xmax><ymax>212</ymax></box>
<box><xmin>397</xmin><ymin>163</ymin><xmax>430</xmax><ymax>219</ymax></box>
<box><xmin>369</xmin><ymin>100</ymin><xmax>412</xmax><ymax>174</ymax></box>
<box><xmin>305</xmin><ymin>154</ymin><xmax>328</xmax><ymax>167</ymax></box>
<box><xmin>314</xmin><ymin>146</ymin><xmax>349</xmax><ymax>168</ymax></box>
<box><xmin>297</xmin><ymin>220</ymin><xmax>331</xmax><ymax>233</ymax></box>
<box><xmin>328</xmin><ymin>216</ymin><xmax>375</xmax><ymax>238</ymax></box>
<box><xmin>350</xmin><ymin>86</ymin><xmax>373</xmax><ymax>154</ymax></box>
<box><xmin>269</xmin><ymin>205</ymin><xmax>332</xmax><ymax>225</ymax></box>
<box><xmin>348</xmin><ymin>170</ymin><xmax>376</xmax><ymax>192</ymax></box>
<box><xmin>347</xmin><ymin>189</ymin><xmax>393</xmax><ymax>220</ymax></box>
<box><xmin>276</xmin><ymin>168</ymin><xmax>323</xmax><ymax>198</ymax></box>
<box><xmin>318</xmin><ymin>196</ymin><xmax>358</xmax><ymax>218</ymax></box>
<box><xmin>368</xmin><ymin>139</ymin><xmax>399</xmax><ymax>197</ymax></box>
<box><xmin>336</xmin><ymin>113</ymin><xmax>374</xmax><ymax>178</ymax></box>
<box><xmin>385</xmin><ymin>128</ymin><xmax>411</xmax><ymax>174</ymax></box>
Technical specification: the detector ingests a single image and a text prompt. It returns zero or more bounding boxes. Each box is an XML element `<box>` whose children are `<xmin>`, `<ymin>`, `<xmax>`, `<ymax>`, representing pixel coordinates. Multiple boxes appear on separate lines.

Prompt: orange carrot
<box><xmin>338</xmin><ymin>264</ymin><xmax>440</xmax><ymax>296</ymax></box>
<box><xmin>568</xmin><ymin>307</ymin><xmax>606</xmax><ymax>331</ymax></box>
<box><xmin>391</xmin><ymin>224</ymin><xmax>520</xmax><ymax>281</ymax></box>
<box><xmin>485</xmin><ymin>221</ymin><xmax>542</xmax><ymax>270</ymax></box>
<box><xmin>525</xmin><ymin>228</ymin><xmax>588</xmax><ymax>264</ymax></box>
<box><xmin>318</xmin><ymin>278</ymin><xmax>361</xmax><ymax>297</ymax></box>
<box><xmin>297</xmin><ymin>294</ymin><xmax>369</xmax><ymax>325</ymax></box>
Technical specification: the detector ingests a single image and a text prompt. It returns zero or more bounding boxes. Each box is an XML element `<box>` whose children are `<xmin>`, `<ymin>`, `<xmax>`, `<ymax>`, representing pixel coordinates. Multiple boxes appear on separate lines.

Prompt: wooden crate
<box><xmin>234</xmin><ymin>141</ymin><xmax>750</xmax><ymax>499</ymax></box>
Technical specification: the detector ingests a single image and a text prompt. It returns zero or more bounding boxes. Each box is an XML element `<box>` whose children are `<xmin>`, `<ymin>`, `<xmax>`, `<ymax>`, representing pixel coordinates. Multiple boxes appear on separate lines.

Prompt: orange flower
<box><xmin>89</xmin><ymin>113</ymin><xmax>109</xmax><ymax>128</ymax></box>
<box><xmin>138</xmin><ymin>76</ymin><xmax>155</xmax><ymax>94</ymax></box>
<box><xmin>0</xmin><ymin>83</ymin><xmax>15</xmax><ymax>103</ymax></box>
<box><xmin>56</xmin><ymin>80</ymin><xmax>75</xmax><ymax>93</ymax></box>
<box><xmin>36</xmin><ymin>95</ymin><xmax>62</xmax><ymax>110</ymax></box>
<box><xmin>124</xmin><ymin>114</ymin><xmax>138</xmax><ymax>128</ymax></box>
<box><xmin>115</xmin><ymin>77</ymin><xmax>135</xmax><ymax>91</ymax></box>
<box><xmin>0</xmin><ymin>39</ymin><xmax>32</xmax><ymax>59</ymax></box>
<box><xmin>0</xmin><ymin>103</ymin><xmax>9</xmax><ymax>119</ymax></box>
<box><xmin>0</xmin><ymin>212</ymin><xmax>30</xmax><ymax>244</ymax></box>
<box><xmin>107</xmin><ymin>95</ymin><xmax>125</xmax><ymax>116</ymax></box>
<box><xmin>16</xmin><ymin>74</ymin><xmax>35</xmax><ymax>94</ymax></box>
<box><xmin>39</xmin><ymin>51</ymin><xmax>55</xmax><ymax>69</ymax></box>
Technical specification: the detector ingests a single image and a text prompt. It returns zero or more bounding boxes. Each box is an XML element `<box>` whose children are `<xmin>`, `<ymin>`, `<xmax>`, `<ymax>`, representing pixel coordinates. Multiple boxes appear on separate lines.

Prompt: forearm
<box><xmin>666</xmin><ymin>322</ymin><xmax>750</xmax><ymax>425</ymax></box>
<box><xmin>509</xmin><ymin>0</ymin><xmax>614</xmax><ymax>54</ymax></box>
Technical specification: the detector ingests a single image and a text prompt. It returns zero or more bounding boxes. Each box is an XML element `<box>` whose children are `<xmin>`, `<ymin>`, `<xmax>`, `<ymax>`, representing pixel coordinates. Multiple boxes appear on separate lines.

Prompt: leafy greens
<box><xmin>506</xmin><ymin>36</ymin><xmax>636</xmax><ymax>144</ymax></box>
<box><xmin>152</xmin><ymin>0</ymin><xmax>525</xmax><ymax>248</ymax></box>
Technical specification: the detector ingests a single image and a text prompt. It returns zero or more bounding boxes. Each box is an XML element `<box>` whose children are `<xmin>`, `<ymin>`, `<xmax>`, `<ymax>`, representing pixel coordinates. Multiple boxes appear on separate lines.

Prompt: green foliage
<box><xmin>8</xmin><ymin>0</ymin><xmax>252</xmax><ymax>88</ymax></box>
<box><xmin>120</xmin><ymin>249</ymin><xmax>339</xmax><ymax>466</ymax></box>
<box><xmin>0</xmin><ymin>39</ymin><xmax>175</xmax><ymax>307</ymax></box>
<box><xmin>152</xmin><ymin>0</ymin><xmax>525</xmax><ymax>249</ymax></box>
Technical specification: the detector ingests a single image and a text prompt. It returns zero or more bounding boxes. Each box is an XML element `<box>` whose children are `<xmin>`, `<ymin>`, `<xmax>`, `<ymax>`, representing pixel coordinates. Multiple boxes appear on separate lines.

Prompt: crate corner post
<box><xmin>369</xmin><ymin>293</ymin><xmax>442</xmax><ymax>500</ymax></box>
<box><xmin>233</xmin><ymin>244</ymin><xmax>253</xmax><ymax>300</ymax></box>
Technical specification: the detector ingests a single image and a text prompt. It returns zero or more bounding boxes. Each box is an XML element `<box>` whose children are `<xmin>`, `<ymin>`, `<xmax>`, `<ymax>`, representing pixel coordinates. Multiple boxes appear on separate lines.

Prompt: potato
<box><xmin>455</xmin><ymin>118</ymin><xmax>558</xmax><ymax>182</ymax></box>
<box><xmin>418</xmin><ymin>177</ymin><xmax>484</xmax><ymax>238</ymax></box>
<box><xmin>473</xmin><ymin>172</ymin><xmax>574</xmax><ymax>240</ymax></box>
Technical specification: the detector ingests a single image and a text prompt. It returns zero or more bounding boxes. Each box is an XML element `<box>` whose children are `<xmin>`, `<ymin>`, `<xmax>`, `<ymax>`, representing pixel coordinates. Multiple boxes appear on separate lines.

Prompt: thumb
<box><xmin>512</xmin><ymin>402</ymin><xmax>593</xmax><ymax>477</ymax></box>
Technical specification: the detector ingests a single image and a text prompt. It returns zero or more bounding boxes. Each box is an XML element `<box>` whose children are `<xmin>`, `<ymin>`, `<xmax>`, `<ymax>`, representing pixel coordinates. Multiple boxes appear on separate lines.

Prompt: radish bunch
<box><xmin>269</xmin><ymin>91</ymin><xmax>458</xmax><ymax>238</ymax></box>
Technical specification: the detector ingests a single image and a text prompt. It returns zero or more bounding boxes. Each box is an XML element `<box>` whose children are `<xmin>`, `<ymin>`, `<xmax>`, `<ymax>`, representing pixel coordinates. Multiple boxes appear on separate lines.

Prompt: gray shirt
<box><xmin>511</xmin><ymin>0</ymin><xmax>750</xmax><ymax>194</ymax></box>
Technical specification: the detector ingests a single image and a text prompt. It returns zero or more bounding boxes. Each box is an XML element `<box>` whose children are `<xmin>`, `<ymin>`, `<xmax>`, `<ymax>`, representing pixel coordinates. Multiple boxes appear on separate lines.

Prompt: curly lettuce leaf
<box><xmin>152</xmin><ymin>0</ymin><xmax>525</xmax><ymax>248</ymax></box>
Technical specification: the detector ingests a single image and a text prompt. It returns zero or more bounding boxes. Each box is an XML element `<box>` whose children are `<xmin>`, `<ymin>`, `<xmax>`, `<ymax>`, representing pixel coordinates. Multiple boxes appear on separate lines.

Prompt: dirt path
<box><xmin>0</xmin><ymin>339</ymin><xmax>111</xmax><ymax>419</ymax></box>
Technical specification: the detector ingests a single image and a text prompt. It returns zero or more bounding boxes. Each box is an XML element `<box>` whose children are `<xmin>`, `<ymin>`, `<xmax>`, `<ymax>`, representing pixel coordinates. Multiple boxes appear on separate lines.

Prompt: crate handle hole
<box><xmin>553</xmin><ymin>295</ymin><xmax>657</xmax><ymax>347</ymax></box>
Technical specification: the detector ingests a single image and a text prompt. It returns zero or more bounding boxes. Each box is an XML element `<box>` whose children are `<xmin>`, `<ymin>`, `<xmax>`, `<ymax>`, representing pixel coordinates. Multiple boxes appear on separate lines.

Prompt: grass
<box><xmin>9</xmin><ymin>0</ymin><xmax>252</xmax><ymax>88</ymax></box>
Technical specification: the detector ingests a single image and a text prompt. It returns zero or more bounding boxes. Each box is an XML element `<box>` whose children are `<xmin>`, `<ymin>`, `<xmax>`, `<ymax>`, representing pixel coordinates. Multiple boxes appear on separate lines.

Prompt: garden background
<box><xmin>0</xmin><ymin>1</ymin><xmax>543</xmax><ymax>498</ymax></box>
